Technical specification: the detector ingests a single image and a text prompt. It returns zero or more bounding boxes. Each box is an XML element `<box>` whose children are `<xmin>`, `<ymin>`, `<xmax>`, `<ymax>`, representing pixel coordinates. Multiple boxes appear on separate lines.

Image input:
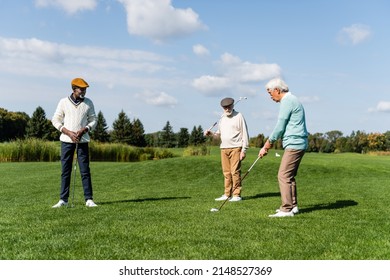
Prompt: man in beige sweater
<box><xmin>205</xmin><ymin>97</ymin><xmax>249</xmax><ymax>202</ymax></box>
<box><xmin>52</xmin><ymin>78</ymin><xmax>97</xmax><ymax>208</ymax></box>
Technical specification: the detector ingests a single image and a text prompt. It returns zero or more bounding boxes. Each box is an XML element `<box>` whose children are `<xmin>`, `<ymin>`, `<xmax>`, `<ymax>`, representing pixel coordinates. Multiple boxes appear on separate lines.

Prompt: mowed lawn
<box><xmin>0</xmin><ymin>148</ymin><xmax>389</xmax><ymax>260</ymax></box>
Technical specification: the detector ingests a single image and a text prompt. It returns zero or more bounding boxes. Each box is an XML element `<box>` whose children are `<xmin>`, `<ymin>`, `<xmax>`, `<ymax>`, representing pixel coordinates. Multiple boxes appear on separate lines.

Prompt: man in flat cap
<box><xmin>205</xmin><ymin>97</ymin><xmax>249</xmax><ymax>202</ymax></box>
<box><xmin>52</xmin><ymin>78</ymin><xmax>98</xmax><ymax>208</ymax></box>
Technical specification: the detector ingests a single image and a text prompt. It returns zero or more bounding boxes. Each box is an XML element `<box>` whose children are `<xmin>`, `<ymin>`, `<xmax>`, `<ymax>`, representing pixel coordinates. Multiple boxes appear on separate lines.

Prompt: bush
<box><xmin>153</xmin><ymin>148</ymin><xmax>174</xmax><ymax>159</ymax></box>
<box><xmin>0</xmin><ymin>140</ymin><xmax>175</xmax><ymax>162</ymax></box>
<box><xmin>89</xmin><ymin>141</ymin><xmax>174</xmax><ymax>162</ymax></box>
<box><xmin>0</xmin><ymin>138</ymin><xmax>59</xmax><ymax>162</ymax></box>
<box><xmin>183</xmin><ymin>145</ymin><xmax>210</xmax><ymax>156</ymax></box>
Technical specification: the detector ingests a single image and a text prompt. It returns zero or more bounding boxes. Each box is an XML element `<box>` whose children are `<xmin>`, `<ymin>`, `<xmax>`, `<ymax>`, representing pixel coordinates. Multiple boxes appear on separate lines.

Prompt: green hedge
<box><xmin>0</xmin><ymin>139</ymin><xmax>174</xmax><ymax>162</ymax></box>
<box><xmin>183</xmin><ymin>145</ymin><xmax>210</xmax><ymax>156</ymax></box>
<box><xmin>0</xmin><ymin>139</ymin><xmax>58</xmax><ymax>162</ymax></box>
<box><xmin>89</xmin><ymin>142</ymin><xmax>174</xmax><ymax>162</ymax></box>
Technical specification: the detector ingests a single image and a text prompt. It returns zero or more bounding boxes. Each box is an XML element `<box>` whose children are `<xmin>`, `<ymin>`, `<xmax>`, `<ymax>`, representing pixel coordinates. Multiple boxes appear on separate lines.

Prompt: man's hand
<box><xmin>240</xmin><ymin>151</ymin><xmax>246</xmax><ymax>161</ymax></box>
<box><xmin>204</xmin><ymin>130</ymin><xmax>213</xmax><ymax>136</ymax></box>
<box><xmin>62</xmin><ymin>127</ymin><xmax>79</xmax><ymax>143</ymax></box>
<box><xmin>62</xmin><ymin>127</ymin><xmax>88</xmax><ymax>143</ymax></box>
<box><xmin>76</xmin><ymin>127</ymin><xmax>88</xmax><ymax>139</ymax></box>
<box><xmin>258</xmin><ymin>139</ymin><xmax>273</xmax><ymax>158</ymax></box>
<box><xmin>259</xmin><ymin>147</ymin><xmax>268</xmax><ymax>158</ymax></box>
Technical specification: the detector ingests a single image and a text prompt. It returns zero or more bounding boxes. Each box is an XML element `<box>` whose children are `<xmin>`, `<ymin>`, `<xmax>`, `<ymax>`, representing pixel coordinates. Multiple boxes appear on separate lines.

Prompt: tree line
<box><xmin>1</xmin><ymin>106</ymin><xmax>390</xmax><ymax>153</ymax></box>
<box><xmin>251</xmin><ymin>130</ymin><xmax>390</xmax><ymax>153</ymax></box>
<box><xmin>0</xmin><ymin>107</ymin><xmax>207</xmax><ymax>148</ymax></box>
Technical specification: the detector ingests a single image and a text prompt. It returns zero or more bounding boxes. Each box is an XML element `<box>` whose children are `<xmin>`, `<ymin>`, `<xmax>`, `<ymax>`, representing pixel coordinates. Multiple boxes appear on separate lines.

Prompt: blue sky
<box><xmin>1</xmin><ymin>0</ymin><xmax>389</xmax><ymax>137</ymax></box>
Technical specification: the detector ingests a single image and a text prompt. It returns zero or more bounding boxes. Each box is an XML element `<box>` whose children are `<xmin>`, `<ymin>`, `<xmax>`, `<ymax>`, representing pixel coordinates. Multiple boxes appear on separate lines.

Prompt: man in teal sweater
<box><xmin>259</xmin><ymin>78</ymin><xmax>308</xmax><ymax>217</ymax></box>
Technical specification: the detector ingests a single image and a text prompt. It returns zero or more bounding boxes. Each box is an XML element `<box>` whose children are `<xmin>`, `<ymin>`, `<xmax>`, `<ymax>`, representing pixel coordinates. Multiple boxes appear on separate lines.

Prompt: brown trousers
<box><xmin>278</xmin><ymin>149</ymin><xmax>305</xmax><ymax>212</ymax></box>
<box><xmin>221</xmin><ymin>147</ymin><xmax>242</xmax><ymax>197</ymax></box>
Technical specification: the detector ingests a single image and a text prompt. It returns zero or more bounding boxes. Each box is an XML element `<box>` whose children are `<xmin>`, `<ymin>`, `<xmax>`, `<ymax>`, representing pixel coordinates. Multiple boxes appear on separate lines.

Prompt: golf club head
<box><xmin>210</xmin><ymin>208</ymin><xmax>219</xmax><ymax>212</ymax></box>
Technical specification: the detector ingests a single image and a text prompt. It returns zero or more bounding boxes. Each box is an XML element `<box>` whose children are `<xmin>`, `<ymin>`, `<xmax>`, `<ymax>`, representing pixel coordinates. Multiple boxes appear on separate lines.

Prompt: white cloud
<box><xmin>220</xmin><ymin>53</ymin><xmax>241</xmax><ymax>65</ymax></box>
<box><xmin>118</xmin><ymin>0</ymin><xmax>207</xmax><ymax>42</ymax></box>
<box><xmin>135</xmin><ymin>91</ymin><xmax>178</xmax><ymax>107</ymax></box>
<box><xmin>192</xmin><ymin>53</ymin><xmax>281</xmax><ymax>95</ymax></box>
<box><xmin>35</xmin><ymin>0</ymin><xmax>97</xmax><ymax>14</ymax></box>
<box><xmin>338</xmin><ymin>24</ymin><xmax>371</xmax><ymax>45</ymax></box>
<box><xmin>369</xmin><ymin>101</ymin><xmax>390</xmax><ymax>113</ymax></box>
<box><xmin>192</xmin><ymin>76</ymin><xmax>231</xmax><ymax>94</ymax></box>
<box><xmin>0</xmin><ymin>36</ymin><xmax>173</xmax><ymax>89</ymax></box>
<box><xmin>220</xmin><ymin>53</ymin><xmax>281</xmax><ymax>83</ymax></box>
<box><xmin>193</xmin><ymin>44</ymin><xmax>210</xmax><ymax>57</ymax></box>
<box><xmin>0</xmin><ymin>36</ymin><xmax>169</xmax><ymax>65</ymax></box>
<box><xmin>233</xmin><ymin>61</ymin><xmax>281</xmax><ymax>83</ymax></box>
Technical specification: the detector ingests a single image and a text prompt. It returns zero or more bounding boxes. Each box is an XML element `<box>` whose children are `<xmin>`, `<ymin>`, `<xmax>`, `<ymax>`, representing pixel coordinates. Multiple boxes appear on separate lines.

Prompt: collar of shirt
<box><xmin>69</xmin><ymin>94</ymin><xmax>84</xmax><ymax>106</ymax></box>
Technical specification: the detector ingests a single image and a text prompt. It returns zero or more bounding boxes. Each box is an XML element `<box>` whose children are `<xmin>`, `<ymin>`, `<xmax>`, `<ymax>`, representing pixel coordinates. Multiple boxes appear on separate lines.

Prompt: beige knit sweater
<box><xmin>52</xmin><ymin>96</ymin><xmax>97</xmax><ymax>143</ymax></box>
<box><xmin>215</xmin><ymin>110</ymin><xmax>249</xmax><ymax>152</ymax></box>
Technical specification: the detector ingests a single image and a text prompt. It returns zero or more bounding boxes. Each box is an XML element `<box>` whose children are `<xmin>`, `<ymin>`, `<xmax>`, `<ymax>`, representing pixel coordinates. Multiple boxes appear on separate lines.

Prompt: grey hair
<box><xmin>265</xmin><ymin>78</ymin><xmax>289</xmax><ymax>92</ymax></box>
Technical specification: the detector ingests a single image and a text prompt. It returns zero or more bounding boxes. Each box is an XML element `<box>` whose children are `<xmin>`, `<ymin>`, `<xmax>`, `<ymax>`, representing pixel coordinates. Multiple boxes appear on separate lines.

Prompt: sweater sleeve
<box><xmin>86</xmin><ymin>99</ymin><xmax>97</xmax><ymax>131</ymax></box>
<box><xmin>241</xmin><ymin>114</ymin><xmax>249</xmax><ymax>152</ymax></box>
<box><xmin>51</xmin><ymin>99</ymin><xmax>65</xmax><ymax>132</ymax></box>
<box><xmin>269</xmin><ymin>100</ymin><xmax>290</xmax><ymax>142</ymax></box>
<box><xmin>269</xmin><ymin>118</ymin><xmax>288</xmax><ymax>143</ymax></box>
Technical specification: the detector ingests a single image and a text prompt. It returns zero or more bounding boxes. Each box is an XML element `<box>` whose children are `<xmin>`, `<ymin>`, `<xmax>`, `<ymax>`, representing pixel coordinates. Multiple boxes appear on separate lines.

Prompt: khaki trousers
<box><xmin>221</xmin><ymin>147</ymin><xmax>242</xmax><ymax>197</ymax></box>
<box><xmin>278</xmin><ymin>149</ymin><xmax>305</xmax><ymax>212</ymax></box>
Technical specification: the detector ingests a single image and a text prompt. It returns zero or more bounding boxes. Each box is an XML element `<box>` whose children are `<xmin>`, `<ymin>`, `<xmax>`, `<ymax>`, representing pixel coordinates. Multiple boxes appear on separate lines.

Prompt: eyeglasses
<box><xmin>267</xmin><ymin>88</ymin><xmax>275</xmax><ymax>94</ymax></box>
<box><xmin>223</xmin><ymin>105</ymin><xmax>233</xmax><ymax>109</ymax></box>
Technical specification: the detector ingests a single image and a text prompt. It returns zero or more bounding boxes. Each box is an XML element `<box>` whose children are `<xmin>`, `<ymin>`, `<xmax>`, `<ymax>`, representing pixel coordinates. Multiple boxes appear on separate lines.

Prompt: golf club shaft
<box><xmin>208</xmin><ymin>121</ymin><xmax>218</xmax><ymax>131</ymax></box>
<box><xmin>217</xmin><ymin>156</ymin><xmax>261</xmax><ymax>210</ymax></box>
<box><xmin>71</xmin><ymin>143</ymin><xmax>78</xmax><ymax>207</ymax></box>
<box><xmin>234</xmin><ymin>96</ymin><xmax>247</xmax><ymax>106</ymax></box>
<box><xmin>241</xmin><ymin>156</ymin><xmax>260</xmax><ymax>181</ymax></box>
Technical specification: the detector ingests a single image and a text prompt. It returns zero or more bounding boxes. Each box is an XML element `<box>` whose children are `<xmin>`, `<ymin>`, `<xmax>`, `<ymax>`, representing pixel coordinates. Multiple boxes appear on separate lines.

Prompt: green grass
<box><xmin>1</xmin><ymin>148</ymin><xmax>390</xmax><ymax>260</ymax></box>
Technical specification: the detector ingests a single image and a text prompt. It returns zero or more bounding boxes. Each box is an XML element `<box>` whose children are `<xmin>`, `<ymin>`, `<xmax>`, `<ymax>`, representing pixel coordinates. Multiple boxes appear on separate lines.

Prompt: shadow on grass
<box><xmin>301</xmin><ymin>200</ymin><xmax>358</xmax><ymax>213</ymax></box>
<box><xmin>99</xmin><ymin>196</ymin><xmax>191</xmax><ymax>205</ymax></box>
<box><xmin>244</xmin><ymin>192</ymin><xmax>280</xmax><ymax>200</ymax></box>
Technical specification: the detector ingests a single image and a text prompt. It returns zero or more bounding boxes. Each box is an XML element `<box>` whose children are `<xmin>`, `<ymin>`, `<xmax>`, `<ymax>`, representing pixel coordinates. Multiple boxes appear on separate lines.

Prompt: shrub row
<box><xmin>183</xmin><ymin>145</ymin><xmax>210</xmax><ymax>156</ymax></box>
<box><xmin>88</xmin><ymin>141</ymin><xmax>174</xmax><ymax>162</ymax></box>
<box><xmin>0</xmin><ymin>139</ymin><xmax>174</xmax><ymax>162</ymax></box>
<box><xmin>0</xmin><ymin>138</ymin><xmax>59</xmax><ymax>162</ymax></box>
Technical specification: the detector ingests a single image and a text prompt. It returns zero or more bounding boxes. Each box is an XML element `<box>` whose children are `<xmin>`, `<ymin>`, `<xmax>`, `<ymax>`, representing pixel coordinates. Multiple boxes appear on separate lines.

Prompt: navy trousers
<box><xmin>60</xmin><ymin>142</ymin><xmax>93</xmax><ymax>202</ymax></box>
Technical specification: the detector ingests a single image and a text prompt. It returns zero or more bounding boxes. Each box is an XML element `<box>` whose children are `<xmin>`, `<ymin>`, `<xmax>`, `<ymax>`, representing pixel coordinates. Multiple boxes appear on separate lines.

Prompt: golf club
<box><xmin>234</xmin><ymin>96</ymin><xmax>247</xmax><ymax>106</ymax></box>
<box><xmin>207</xmin><ymin>121</ymin><xmax>218</xmax><ymax>132</ymax></box>
<box><xmin>70</xmin><ymin>143</ymin><xmax>78</xmax><ymax>208</ymax></box>
<box><xmin>210</xmin><ymin>156</ymin><xmax>261</xmax><ymax>212</ymax></box>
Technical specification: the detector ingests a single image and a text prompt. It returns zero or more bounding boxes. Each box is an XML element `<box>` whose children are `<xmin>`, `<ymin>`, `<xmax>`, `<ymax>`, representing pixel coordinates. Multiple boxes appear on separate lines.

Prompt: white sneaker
<box><xmin>215</xmin><ymin>195</ymin><xmax>229</xmax><ymax>201</ymax></box>
<box><xmin>276</xmin><ymin>206</ymin><xmax>299</xmax><ymax>214</ymax></box>
<box><xmin>52</xmin><ymin>199</ymin><xmax>68</xmax><ymax>208</ymax></box>
<box><xmin>269</xmin><ymin>210</ymin><xmax>294</xmax><ymax>217</ymax></box>
<box><xmin>229</xmin><ymin>196</ymin><xmax>242</xmax><ymax>202</ymax></box>
<box><xmin>85</xmin><ymin>199</ymin><xmax>98</xmax><ymax>207</ymax></box>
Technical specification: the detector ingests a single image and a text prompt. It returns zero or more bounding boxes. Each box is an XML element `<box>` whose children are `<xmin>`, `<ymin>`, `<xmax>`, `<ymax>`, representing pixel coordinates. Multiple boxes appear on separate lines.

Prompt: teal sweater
<box><xmin>269</xmin><ymin>92</ymin><xmax>308</xmax><ymax>150</ymax></box>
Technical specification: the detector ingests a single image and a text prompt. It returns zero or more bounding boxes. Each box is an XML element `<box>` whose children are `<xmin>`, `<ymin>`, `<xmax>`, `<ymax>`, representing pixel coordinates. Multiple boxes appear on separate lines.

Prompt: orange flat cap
<box><xmin>71</xmin><ymin>78</ymin><xmax>89</xmax><ymax>88</ymax></box>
